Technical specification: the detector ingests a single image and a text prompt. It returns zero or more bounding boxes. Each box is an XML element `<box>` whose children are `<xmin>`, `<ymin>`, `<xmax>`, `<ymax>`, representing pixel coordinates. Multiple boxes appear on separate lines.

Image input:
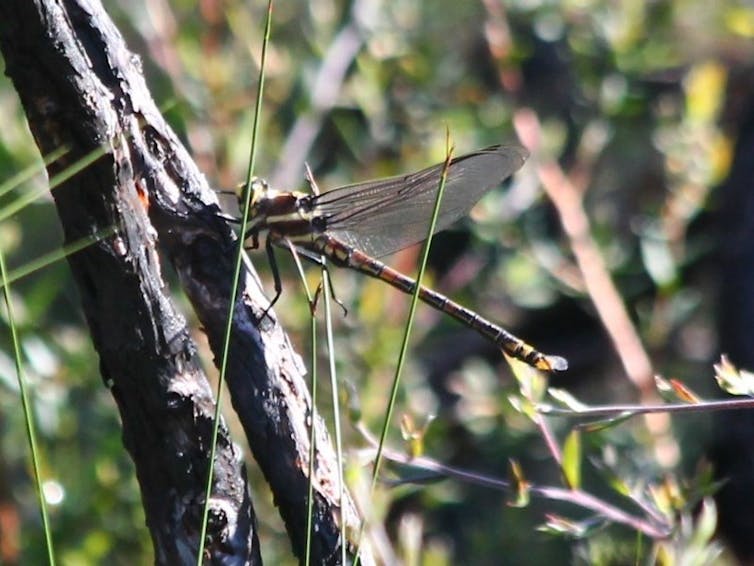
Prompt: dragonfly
<box><xmin>238</xmin><ymin>144</ymin><xmax>568</xmax><ymax>372</ymax></box>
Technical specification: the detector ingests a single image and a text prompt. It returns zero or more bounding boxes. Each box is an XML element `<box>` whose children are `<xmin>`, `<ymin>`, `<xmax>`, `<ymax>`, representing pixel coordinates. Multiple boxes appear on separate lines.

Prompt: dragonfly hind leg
<box><xmin>285</xmin><ymin>241</ymin><xmax>348</xmax><ymax>317</ymax></box>
<box><xmin>312</xmin><ymin>270</ymin><xmax>348</xmax><ymax>317</ymax></box>
<box><xmin>253</xmin><ymin>236</ymin><xmax>283</xmax><ymax>324</ymax></box>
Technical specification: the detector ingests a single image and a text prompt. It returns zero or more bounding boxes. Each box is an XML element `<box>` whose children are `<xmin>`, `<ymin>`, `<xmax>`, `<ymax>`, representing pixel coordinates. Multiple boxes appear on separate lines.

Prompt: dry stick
<box><xmin>481</xmin><ymin>0</ymin><xmax>675</xmax><ymax>465</ymax></box>
<box><xmin>480</xmin><ymin>0</ymin><xmax>658</xmax><ymax>394</ymax></box>
<box><xmin>513</xmin><ymin>109</ymin><xmax>678</xmax><ymax>467</ymax></box>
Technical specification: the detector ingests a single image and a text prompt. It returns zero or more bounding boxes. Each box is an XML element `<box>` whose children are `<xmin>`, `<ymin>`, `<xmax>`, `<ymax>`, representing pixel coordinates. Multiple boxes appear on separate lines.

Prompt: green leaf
<box><xmin>562</xmin><ymin>430</ymin><xmax>582</xmax><ymax>489</ymax></box>
<box><xmin>580</xmin><ymin>411</ymin><xmax>636</xmax><ymax>433</ymax></box>
<box><xmin>548</xmin><ymin>387</ymin><xmax>589</xmax><ymax>411</ymax></box>
<box><xmin>694</xmin><ymin>498</ymin><xmax>718</xmax><ymax>546</ymax></box>
<box><xmin>508</xmin><ymin>459</ymin><xmax>530</xmax><ymax>508</ymax></box>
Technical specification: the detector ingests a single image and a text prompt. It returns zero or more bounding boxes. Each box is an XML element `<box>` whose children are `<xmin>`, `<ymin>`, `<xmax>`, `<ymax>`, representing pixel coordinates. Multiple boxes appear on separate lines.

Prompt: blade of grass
<box><xmin>0</xmin><ymin>240</ymin><xmax>56</xmax><ymax>564</ymax></box>
<box><xmin>0</xmin><ymin>145</ymin><xmax>116</xmax><ymax>288</ymax></box>
<box><xmin>371</xmin><ymin>140</ymin><xmax>454</xmax><ymax>480</ymax></box>
<box><xmin>354</xmin><ymin>136</ymin><xmax>455</xmax><ymax>564</ymax></box>
<box><xmin>197</xmin><ymin>0</ymin><xmax>274</xmax><ymax>561</ymax></box>
<box><xmin>321</xmin><ymin>265</ymin><xmax>347</xmax><ymax>565</ymax></box>
<box><xmin>0</xmin><ymin>99</ymin><xmax>177</xmax><ymax>222</ymax></box>
<box><xmin>2</xmin><ymin>227</ymin><xmax>117</xmax><ymax>288</ymax></box>
<box><xmin>0</xmin><ymin>145</ymin><xmax>68</xmax><ymax>200</ymax></box>
<box><xmin>0</xmin><ymin>144</ymin><xmax>107</xmax><ymax>223</ymax></box>
<box><xmin>306</xmin><ymin>307</ymin><xmax>318</xmax><ymax>566</ymax></box>
<box><xmin>284</xmin><ymin>240</ymin><xmax>319</xmax><ymax>566</ymax></box>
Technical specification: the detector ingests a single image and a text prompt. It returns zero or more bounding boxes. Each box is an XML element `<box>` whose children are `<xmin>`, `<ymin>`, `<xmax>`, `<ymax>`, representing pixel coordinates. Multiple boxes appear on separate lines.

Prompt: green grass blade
<box><xmin>0</xmin><ymin>145</ymin><xmax>115</xmax><ymax>290</ymax></box>
<box><xmin>0</xmin><ymin>145</ymin><xmax>68</xmax><ymax>200</ymax></box>
<box><xmin>286</xmin><ymin>246</ymin><xmax>319</xmax><ymax>566</ymax></box>
<box><xmin>197</xmin><ymin>0</ymin><xmax>274</xmax><ymax>562</ymax></box>
<box><xmin>371</xmin><ymin>142</ymin><xmax>454</xmax><ymax>481</ymax></box>
<box><xmin>354</xmin><ymin>139</ymin><xmax>455</xmax><ymax>564</ymax></box>
<box><xmin>321</xmin><ymin>265</ymin><xmax>347</xmax><ymax>565</ymax></box>
<box><xmin>0</xmin><ymin>144</ymin><xmax>107</xmax><ymax>223</ymax></box>
<box><xmin>305</xmin><ymin>301</ymin><xmax>318</xmax><ymax>566</ymax></box>
<box><xmin>0</xmin><ymin>240</ymin><xmax>56</xmax><ymax>564</ymax></box>
<box><xmin>241</xmin><ymin>2</ymin><xmax>273</xmax><ymax>191</ymax></box>
<box><xmin>2</xmin><ymin>227</ymin><xmax>116</xmax><ymax>288</ymax></box>
<box><xmin>1</xmin><ymin>99</ymin><xmax>175</xmax><ymax>222</ymax></box>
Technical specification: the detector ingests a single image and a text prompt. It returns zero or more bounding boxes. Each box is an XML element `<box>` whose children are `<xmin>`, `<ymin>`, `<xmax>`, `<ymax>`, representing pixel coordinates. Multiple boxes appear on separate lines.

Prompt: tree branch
<box><xmin>0</xmin><ymin>0</ymin><xmax>369</xmax><ymax>563</ymax></box>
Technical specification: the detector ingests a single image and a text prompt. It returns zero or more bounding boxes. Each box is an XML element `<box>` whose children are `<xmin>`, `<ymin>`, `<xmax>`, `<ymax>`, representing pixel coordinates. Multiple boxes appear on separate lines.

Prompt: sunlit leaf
<box><xmin>508</xmin><ymin>459</ymin><xmax>530</xmax><ymax>508</ymax></box>
<box><xmin>507</xmin><ymin>354</ymin><xmax>548</xmax><ymax>404</ymax></box>
<box><xmin>685</xmin><ymin>61</ymin><xmax>726</xmax><ymax>124</ymax></box>
<box><xmin>537</xmin><ymin>514</ymin><xmax>603</xmax><ymax>538</ymax></box>
<box><xmin>725</xmin><ymin>6</ymin><xmax>754</xmax><ymax>37</ymax></box>
<box><xmin>669</xmin><ymin>379</ymin><xmax>701</xmax><ymax>403</ymax></box>
<box><xmin>640</xmin><ymin>230</ymin><xmax>677</xmax><ymax>288</ymax></box>
<box><xmin>399</xmin><ymin>413</ymin><xmax>435</xmax><ymax>458</ymax></box>
<box><xmin>694</xmin><ymin>498</ymin><xmax>717</xmax><ymax>546</ymax></box>
<box><xmin>580</xmin><ymin>412</ymin><xmax>635</xmax><ymax>433</ymax></box>
<box><xmin>547</xmin><ymin>387</ymin><xmax>590</xmax><ymax>412</ymax></box>
<box><xmin>655</xmin><ymin>375</ymin><xmax>701</xmax><ymax>403</ymax></box>
<box><xmin>507</xmin><ymin>394</ymin><xmax>537</xmax><ymax>421</ymax></box>
<box><xmin>649</xmin><ymin>476</ymin><xmax>683</xmax><ymax>518</ymax></box>
<box><xmin>562</xmin><ymin>430</ymin><xmax>582</xmax><ymax>489</ymax></box>
<box><xmin>713</xmin><ymin>355</ymin><xmax>754</xmax><ymax>397</ymax></box>
<box><xmin>594</xmin><ymin>461</ymin><xmax>633</xmax><ymax>498</ymax></box>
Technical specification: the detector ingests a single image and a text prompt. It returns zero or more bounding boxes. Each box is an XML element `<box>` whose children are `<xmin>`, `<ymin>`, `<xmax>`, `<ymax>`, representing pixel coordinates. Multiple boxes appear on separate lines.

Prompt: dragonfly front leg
<box><xmin>282</xmin><ymin>238</ymin><xmax>318</xmax><ymax>317</ymax></box>
<box><xmin>256</xmin><ymin>235</ymin><xmax>283</xmax><ymax>323</ymax></box>
<box><xmin>304</xmin><ymin>162</ymin><xmax>322</xmax><ymax>196</ymax></box>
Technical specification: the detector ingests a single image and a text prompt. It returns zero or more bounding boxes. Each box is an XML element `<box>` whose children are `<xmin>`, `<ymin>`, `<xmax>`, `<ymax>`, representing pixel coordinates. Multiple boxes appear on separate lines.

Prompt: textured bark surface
<box><xmin>0</xmin><ymin>0</ymin><xmax>259</xmax><ymax>563</ymax></box>
<box><xmin>0</xmin><ymin>0</ymin><xmax>367</xmax><ymax>563</ymax></box>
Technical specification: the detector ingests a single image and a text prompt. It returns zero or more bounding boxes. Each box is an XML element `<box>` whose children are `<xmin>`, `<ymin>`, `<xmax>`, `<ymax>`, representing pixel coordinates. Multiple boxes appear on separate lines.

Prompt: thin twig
<box><xmin>540</xmin><ymin>396</ymin><xmax>754</xmax><ymax>419</ymax></box>
<box><xmin>512</xmin><ymin>109</ymin><xmax>680</xmax><ymax>468</ymax></box>
<box><xmin>517</xmin><ymin>110</ymin><xmax>656</xmax><ymax>398</ymax></box>
<box><xmin>356</xmin><ymin>424</ymin><xmax>672</xmax><ymax>539</ymax></box>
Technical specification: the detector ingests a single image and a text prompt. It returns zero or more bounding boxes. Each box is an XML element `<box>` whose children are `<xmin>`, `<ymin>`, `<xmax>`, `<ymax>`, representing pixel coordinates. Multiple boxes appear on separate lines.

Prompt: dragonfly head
<box><xmin>237</xmin><ymin>176</ymin><xmax>270</xmax><ymax>209</ymax></box>
<box><xmin>236</xmin><ymin>176</ymin><xmax>275</xmax><ymax>228</ymax></box>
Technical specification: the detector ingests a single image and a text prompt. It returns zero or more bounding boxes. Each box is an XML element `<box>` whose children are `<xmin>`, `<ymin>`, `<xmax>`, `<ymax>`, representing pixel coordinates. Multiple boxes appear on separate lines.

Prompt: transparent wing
<box><xmin>312</xmin><ymin>144</ymin><xmax>529</xmax><ymax>258</ymax></box>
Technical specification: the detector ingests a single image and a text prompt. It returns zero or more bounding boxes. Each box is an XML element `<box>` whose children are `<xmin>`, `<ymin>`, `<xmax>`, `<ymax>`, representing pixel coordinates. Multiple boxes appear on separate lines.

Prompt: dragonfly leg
<box><xmin>324</xmin><ymin>268</ymin><xmax>348</xmax><ymax>316</ymax></box>
<box><xmin>312</xmin><ymin>280</ymin><xmax>324</xmax><ymax>315</ymax></box>
<box><xmin>309</xmin><ymin>269</ymin><xmax>348</xmax><ymax>317</ymax></box>
<box><xmin>215</xmin><ymin>211</ymin><xmax>240</xmax><ymax>223</ymax></box>
<box><xmin>304</xmin><ymin>162</ymin><xmax>322</xmax><ymax>196</ymax></box>
<box><xmin>287</xmin><ymin>243</ymin><xmax>348</xmax><ymax>317</ymax></box>
<box><xmin>208</xmin><ymin>187</ymin><xmax>244</xmax><ymax>223</ymax></box>
<box><xmin>283</xmin><ymin>238</ymin><xmax>320</xmax><ymax>317</ymax></box>
<box><xmin>256</xmin><ymin>235</ymin><xmax>283</xmax><ymax>323</ymax></box>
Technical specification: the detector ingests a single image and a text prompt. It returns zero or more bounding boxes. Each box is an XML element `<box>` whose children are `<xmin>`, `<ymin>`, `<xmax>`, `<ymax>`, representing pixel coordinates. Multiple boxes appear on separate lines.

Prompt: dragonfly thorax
<box><xmin>238</xmin><ymin>176</ymin><xmax>319</xmax><ymax>245</ymax></box>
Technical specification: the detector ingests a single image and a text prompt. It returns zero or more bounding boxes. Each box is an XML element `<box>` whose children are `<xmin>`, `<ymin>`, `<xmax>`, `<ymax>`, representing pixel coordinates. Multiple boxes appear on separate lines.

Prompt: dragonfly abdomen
<box><xmin>311</xmin><ymin>235</ymin><xmax>567</xmax><ymax>372</ymax></box>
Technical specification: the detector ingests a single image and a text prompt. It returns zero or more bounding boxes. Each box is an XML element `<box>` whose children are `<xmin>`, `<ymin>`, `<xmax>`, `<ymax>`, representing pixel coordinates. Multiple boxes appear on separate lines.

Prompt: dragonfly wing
<box><xmin>314</xmin><ymin>144</ymin><xmax>529</xmax><ymax>258</ymax></box>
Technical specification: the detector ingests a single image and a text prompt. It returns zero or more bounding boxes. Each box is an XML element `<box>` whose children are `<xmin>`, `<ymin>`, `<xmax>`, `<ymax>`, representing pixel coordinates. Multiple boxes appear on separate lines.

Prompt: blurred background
<box><xmin>2</xmin><ymin>0</ymin><xmax>754</xmax><ymax>563</ymax></box>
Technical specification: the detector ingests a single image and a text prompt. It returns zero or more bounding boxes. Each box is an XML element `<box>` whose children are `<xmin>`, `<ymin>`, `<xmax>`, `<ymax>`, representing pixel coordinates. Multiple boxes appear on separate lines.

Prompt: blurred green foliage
<box><xmin>1</xmin><ymin>0</ymin><xmax>753</xmax><ymax>563</ymax></box>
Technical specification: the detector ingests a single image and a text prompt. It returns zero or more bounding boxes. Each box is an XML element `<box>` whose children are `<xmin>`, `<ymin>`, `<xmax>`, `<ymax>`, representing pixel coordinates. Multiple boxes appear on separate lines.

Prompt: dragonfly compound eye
<box><xmin>237</xmin><ymin>177</ymin><xmax>270</xmax><ymax>208</ymax></box>
<box><xmin>251</xmin><ymin>177</ymin><xmax>270</xmax><ymax>203</ymax></box>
